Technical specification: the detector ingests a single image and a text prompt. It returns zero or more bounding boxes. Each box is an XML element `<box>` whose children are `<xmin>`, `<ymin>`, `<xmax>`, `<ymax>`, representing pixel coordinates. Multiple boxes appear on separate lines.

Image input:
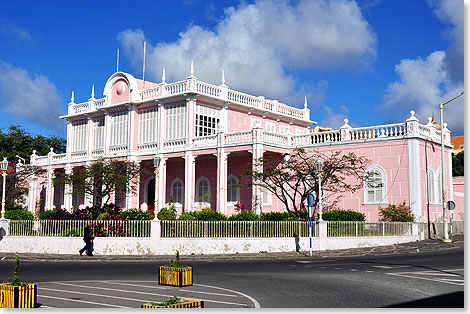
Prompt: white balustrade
<box><xmin>52</xmin><ymin>153</ymin><xmax>67</xmax><ymax>163</ymax></box>
<box><xmin>350</xmin><ymin>123</ymin><xmax>406</xmax><ymax>141</ymax></box>
<box><xmin>196</xmin><ymin>81</ymin><xmax>221</xmax><ymax>97</ymax></box>
<box><xmin>73</xmin><ymin>102</ymin><xmax>90</xmax><ymax>114</ymax></box>
<box><xmin>193</xmin><ymin>135</ymin><xmax>218</xmax><ymax>147</ymax></box>
<box><xmin>224</xmin><ymin>131</ymin><xmax>253</xmax><ymax>145</ymax></box>
<box><xmin>140</xmin><ymin>87</ymin><xmax>162</xmax><ymax>100</ymax></box>
<box><xmin>71</xmin><ymin>151</ymin><xmax>87</xmax><ymax>161</ymax></box>
<box><xmin>164</xmin><ymin>139</ymin><xmax>186</xmax><ymax>149</ymax></box>
<box><xmin>166</xmin><ymin>81</ymin><xmax>187</xmax><ymax>95</ymax></box>
<box><xmin>227</xmin><ymin>90</ymin><xmax>261</xmax><ymax>108</ymax></box>
<box><xmin>277</xmin><ymin>103</ymin><xmax>304</xmax><ymax>119</ymax></box>
<box><xmin>137</xmin><ymin>142</ymin><xmax>158</xmax><ymax>153</ymax></box>
<box><xmin>94</xmin><ymin>98</ymin><xmax>106</xmax><ymax>109</ymax></box>
<box><xmin>262</xmin><ymin>131</ymin><xmax>288</xmax><ymax>145</ymax></box>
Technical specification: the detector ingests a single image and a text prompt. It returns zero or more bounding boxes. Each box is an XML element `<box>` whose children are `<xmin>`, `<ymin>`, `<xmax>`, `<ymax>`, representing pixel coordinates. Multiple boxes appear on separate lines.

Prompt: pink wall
<box><xmin>225</xmin><ymin>154</ymin><xmax>253</xmax><ymax>216</ymax></box>
<box><xmin>110</xmin><ymin>79</ymin><xmax>129</xmax><ymax>104</ymax></box>
<box><xmin>452</xmin><ymin>177</ymin><xmax>464</xmax><ymax>221</ymax></box>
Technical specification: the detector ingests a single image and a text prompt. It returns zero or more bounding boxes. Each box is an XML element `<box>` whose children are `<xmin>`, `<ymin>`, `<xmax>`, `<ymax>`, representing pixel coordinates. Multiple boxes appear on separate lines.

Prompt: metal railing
<box><xmin>9</xmin><ymin>220</ymin><xmax>151</xmax><ymax>237</ymax></box>
<box><xmin>326</xmin><ymin>221</ymin><xmax>413</xmax><ymax>237</ymax></box>
<box><xmin>161</xmin><ymin>220</ymin><xmax>313</xmax><ymax>238</ymax></box>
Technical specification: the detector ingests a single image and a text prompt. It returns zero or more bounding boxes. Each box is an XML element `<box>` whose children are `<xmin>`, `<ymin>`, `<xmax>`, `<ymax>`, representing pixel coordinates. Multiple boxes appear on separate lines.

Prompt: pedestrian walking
<box><xmin>79</xmin><ymin>222</ymin><xmax>95</xmax><ymax>256</ymax></box>
<box><xmin>32</xmin><ymin>215</ymin><xmax>41</xmax><ymax>234</ymax></box>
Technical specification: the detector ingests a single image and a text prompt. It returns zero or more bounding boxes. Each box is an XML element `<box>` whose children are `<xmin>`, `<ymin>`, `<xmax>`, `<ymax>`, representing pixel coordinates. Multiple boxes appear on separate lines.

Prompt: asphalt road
<box><xmin>0</xmin><ymin>238</ymin><xmax>464</xmax><ymax>308</ymax></box>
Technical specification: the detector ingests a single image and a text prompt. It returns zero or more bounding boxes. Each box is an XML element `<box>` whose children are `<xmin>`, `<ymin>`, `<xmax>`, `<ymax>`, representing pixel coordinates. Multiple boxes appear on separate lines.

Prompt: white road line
<box><xmin>349</xmin><ymin>269</ymin><xmax>359</xmax><ymax>271</ymax></box>
<box><xmin>296</xmin><ymin>260</ymin><xmax>336</xmax><ymax>264</ymax></box>
<box><xmin>372</xmin><ymin>265</ymin><xmax>411</xmax><ymax>269</ymax></box>
<box><xmin>38</xmin><ymin>295</ymin><xmax>127</xmax><ymax>308</ymax></box>
<box><xmin>101</xmin><ymin>281</ymin><xmax>239</xmax><ymax>297</ymax></box>
<box><xmin>386</xmin><ymin>273</ymin><xmax>464</xmax><ymax>286</ymax></box>
<box><xmin>39</xmin><ymin>286</ymin><xmax>154</xmax><ymax>304</ymax></box>
<box><xmin>333</xmin><ymin>268</ymin><xmax>342</xmax><ymax>270</ymax></box>
<box><xmin>195</xmin><ymin>284</ymin><xmax>261</xmax><ymax>308</ymax></box>
<box><xmin>406</xmin><ymin>272</ymin><xmax>463</xmax><ymax>277</ymax></box>
<box><xmin>42</xmin><ymin>282</ymin><xmax>249</xmax><ymax>307</ymax></box>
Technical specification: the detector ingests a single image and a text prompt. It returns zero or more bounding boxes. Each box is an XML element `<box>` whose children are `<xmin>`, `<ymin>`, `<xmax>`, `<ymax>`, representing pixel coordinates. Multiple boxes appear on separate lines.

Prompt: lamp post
<box><xmin>153</xmin><ymin>156</ymin><xmax>161</xmax><ymax>220</ymax></box>
<box><xmin>1</xmin><ymin>157</ymin><xmax>8</xmax><ymax>219</ymax></box>
<box><xmin>439</xmin><ymin>91</ymin><xmax>464</xmax><ymax>242</ymax></box>
<box><xmin>315</xmin><ymin>159</ymin><xmax>323</xmax><ymax>221</ymax></box>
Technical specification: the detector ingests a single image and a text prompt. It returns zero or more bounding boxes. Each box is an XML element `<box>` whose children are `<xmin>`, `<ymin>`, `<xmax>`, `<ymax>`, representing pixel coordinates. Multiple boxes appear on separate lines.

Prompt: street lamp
<box><xmin>315</xmin><ymin>159</ymin><xmax>323</xmax><ymax>221</ymax></box>
<box><xmin>153</xmin><ymin>156</ymin><xmax>161</xmax><ymax>220</ymax></box>
<box><xmin>1</xmin><ymin>157</ymin><xmax>9</xmax><ymax>219</ymax></box>
<box><xmin>439</xmin><ymin>91</ymin><xmax>464</xmax><ymax>242</ymax></box>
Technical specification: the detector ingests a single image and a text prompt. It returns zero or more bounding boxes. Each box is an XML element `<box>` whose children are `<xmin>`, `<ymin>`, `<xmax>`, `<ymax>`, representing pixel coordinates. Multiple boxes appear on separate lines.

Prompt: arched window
<box><xmin>436</xmin><ymin>168</ymin><xmax>442</xmax><ymax>204</ymax></box>
<box><xmin>195</xmin><ymin>176</ymin><xmax>211</xmax><ymax>205</ymax></box>
<box><xmin>427</xmin><ymin>168</ymin><xmax>435</xmax><ymax>204</ymax></box>
<box><xmin>364</xmin><ymin>166</ymin><xmax>386</xmax><ymax>204</ymax></box>
<box><xmin>170</xmin><ymin>177</ymin><xmax>184</xmax><ymax>206</ymax></box>
<box><xmin>227</xmin><ymin>174</ymin><xmax>240</xmax><ymax>204</ymax></box>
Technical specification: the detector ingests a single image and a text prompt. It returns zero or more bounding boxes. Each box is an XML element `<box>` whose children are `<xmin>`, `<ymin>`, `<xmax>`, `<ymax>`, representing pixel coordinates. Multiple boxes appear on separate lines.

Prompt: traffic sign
<box><xmin>447</xmin><ymin>200</ymin><xmax>456</xmax><ymax>210</ymax></box>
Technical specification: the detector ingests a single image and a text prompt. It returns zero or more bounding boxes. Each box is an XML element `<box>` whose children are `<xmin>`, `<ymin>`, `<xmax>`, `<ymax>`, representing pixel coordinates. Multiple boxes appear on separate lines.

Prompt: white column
<box><xmin>157</xmin><ymin>102</ymin><xmax>165</xmax><ymax>149</ymax></box>
<box><xmin>104</xmin><ymin>110</ymin><xmax>111</xmax><ymax>154</ymax></box>
<box><xmin>86</xmin><ymin>116</ymin><xmax>94</xmax><ymax>159</ymax></box>
<box><xmin>406</xmin><ymin>111</ymin><xmax>422</xmax><ymax>221</ymax></box>
<box><xmin>216</xmin><ymin>147</ymin><xmax>229</xmax><ymax>215</ymax></box>
<box><xmin>184</xmin><ymin>153</ymin><xmax>195</xmax><ymax>211</ymax></box>
<box><xmin>186</xmin><ymin>96</ymin><xmax>196</xmax><ymax>148</ymax></box>
<box><xmin>127</xmin><ymin>105</ymin><xmax>137</xmax><ymax>154</ymax></box>
<box><xmin>64</xmin><ymin>165</ymin><xmax>73</xmax><ymax>211</ymax></box>
<box><xmin>28</xmin><ymin>175</ymin><xmax>37</xmax><ymax>213</ymax></box>
<box><xmin>157</xmin><ymin>157</ymin><xmax>167</xmax><ymax>210</ymax></box>
<box><xmin>251</xmin><ymin>127</ymin><xmax>264</xmax><ymax>215</ymax></box>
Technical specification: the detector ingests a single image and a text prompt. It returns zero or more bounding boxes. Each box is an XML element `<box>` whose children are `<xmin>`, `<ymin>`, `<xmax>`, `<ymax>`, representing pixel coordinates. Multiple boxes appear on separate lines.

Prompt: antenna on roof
<box><xmin>142</xmin><ymin>41</ymin><xmax>147</xmax><ymax>89</ymax></box>
<box><xmin>116</xmin><ymin>49</ymin><xmax>120</xmax><ymax>72</ymax></box>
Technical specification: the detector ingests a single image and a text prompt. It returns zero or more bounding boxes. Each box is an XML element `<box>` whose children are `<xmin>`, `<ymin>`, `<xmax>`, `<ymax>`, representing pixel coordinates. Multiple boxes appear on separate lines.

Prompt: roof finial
<box><xmin>221</xmin><ymin>70</ymin><xmax>227</xmax><ymax>87</ymax></box>
<box><xmin>71</xmin><ymin>91</ymin><xmax>75</xmax><ymax>103</ymax></box>
<box><xmin>304</xmin><ymin>96</ymin><xmax>308</xmax><ymax>109</ymax></box>
<box><xmin>187</xmin><ymin>60</ymin><xmax>196</xmax><ymax>79</ymax></box>
<box><xmin>91</xmin><ymin>85</ymin><xmax>95</xmax><ymax>99</ymax></box>
<box><xmin>161</xmin><ymin>68</ymin><xmax>166</xmax><ymax>83</ymax></box>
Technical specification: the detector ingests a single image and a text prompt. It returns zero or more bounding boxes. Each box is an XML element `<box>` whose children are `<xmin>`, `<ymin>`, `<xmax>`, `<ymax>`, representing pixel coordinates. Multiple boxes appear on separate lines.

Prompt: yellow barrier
<box><xmin>158</xmin><ymin>266</ymin><xmax>193</xmax><ymax>287</ymax></box>
<box><xmin>141</xmin><ymin>298</ymin><xmax>204</xmax><ymax>308</ymax></box>
<box><xmin>0</xmin><ymin>283</ymin><xmax>37</xmax><ymax>308</ymax></box>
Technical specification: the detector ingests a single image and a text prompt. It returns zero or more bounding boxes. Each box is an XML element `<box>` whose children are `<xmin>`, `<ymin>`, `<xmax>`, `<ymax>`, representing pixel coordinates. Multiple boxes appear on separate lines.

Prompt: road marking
<box><xmin>333</xmin><ymin>268</ymin><xmax>342</xmax><ymax>270</ymax></box>
<box><xmin>365</xmin><ymin>271</ymin><xmax>374</xmax><ymax>273</ymax></box>
<box><xmin>349</xmin><ymin>269</ymin><xmax>359</xmax><ymax>271</ymax></box>
<box><xmin>102</xmin><ymin>281</ymin><xmax>239</xmax><ymax>298</ymax></box>
<box><xmin>372</xmin><ymin>265</ymin><xmax>411</xmax><ymax>270</ymax></box>
<box><xmin>38</xmin><ymin>294</ymin><xmax>127</xmax><ymax>308</ymax></box>
<box><xmin>39</xmin><ymin>286</ymin><xmax>153</xmax><ymax>304</ymax></box>
<box><xmin>386</xmin><ymin>269</ymin><xmax>464</xmax><ymax>286</ymax></box>
<box><xmin>195</xmin><ymin>284</ymin><xmax>261</xmax><ymax>309</ymax></box>
<box><xmin>296</xmin><ymin>260</ymin><xmax>335</xmax><ymax>264</ymax></box>
<box><xmin>39</xmin><ymin>280</ymin><xmax>256</xmax><ymax>307</ymax></box>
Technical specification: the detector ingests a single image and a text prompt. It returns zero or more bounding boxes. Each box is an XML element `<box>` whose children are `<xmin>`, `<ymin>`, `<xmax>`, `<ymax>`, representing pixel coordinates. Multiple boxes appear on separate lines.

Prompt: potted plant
<box><xmin>0</xmin><ymin>256</ymin><xmax>37</xmax><ymax>308</ymax></box>
<box><xmin>158</xmin><ymin>250</ymin><xmax>193</xmax><ymax>287</ymax></box>
<box><xmin>141</xmin><ymin>296</ymin><xmax>204</xmax><ymax>308</ymax></box>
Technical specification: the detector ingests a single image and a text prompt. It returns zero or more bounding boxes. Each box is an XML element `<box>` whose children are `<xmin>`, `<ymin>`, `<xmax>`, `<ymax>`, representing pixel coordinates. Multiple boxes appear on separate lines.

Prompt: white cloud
<box><xmin>117</xmin><ymin>0</ymin><xmax>376</xmax><ymax>105</ymax></box>
<box><xmin>382</xmin><ymin>51</ymin><xmax>464</xmax><ymax>134</ymax></box>
<box><xmin>427</xmin><ymin>0</ymin><xmax>464</xmax><ymax>83</ymax></box>
<box><xmin>321</xmin><ymin>104</ymin><xmax>349</xmax><ymax>129</ymax></box>
<box><xmin>0</xmin><ymin>61</ymin><xmax>64</xmax><ymax>131</ymax></box>
<box><xmin>0</xmin><ymin>20</ymin><xmax>33</xmax><ymax>43</ymax></box>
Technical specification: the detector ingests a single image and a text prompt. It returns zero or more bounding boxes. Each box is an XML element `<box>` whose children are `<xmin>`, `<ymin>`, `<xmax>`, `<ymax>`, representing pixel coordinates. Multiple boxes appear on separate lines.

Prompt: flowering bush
<box><xmin>234</xmin><ymin>201</ymin><xmax>245</xmax><ymax>212</ymax></box>
<box><xmin>379</xmin><ymin>201</ymin><xmax>415</xmax><ymax>222</ymax></box>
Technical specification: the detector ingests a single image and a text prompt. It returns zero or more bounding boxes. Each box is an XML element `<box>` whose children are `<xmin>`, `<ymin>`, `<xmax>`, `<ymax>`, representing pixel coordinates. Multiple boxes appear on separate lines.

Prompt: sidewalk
<box><xmin>0</xmin><ymin>235</ymin><xmax>463</xmax><ymax>263</ymax></box>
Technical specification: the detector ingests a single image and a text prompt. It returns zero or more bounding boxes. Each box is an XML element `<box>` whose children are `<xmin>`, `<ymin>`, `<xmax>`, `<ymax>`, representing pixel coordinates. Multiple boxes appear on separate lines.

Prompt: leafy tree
<box><xmin>452</xmin><ymin>151</ymin><xmax>464</xmax><ymax>177</ymax></box>
<box><xmin>53</xmin><ymin>159</ymin><xmax>140</xmax><ymax>210</ymax></box>
<box><xmin>1</xmin><ymin>162</ymin><xmax>46</xmax><ymax>211</ymax></box>
<box><xmin>246</xmin><ymin>148</ymin><xmax>369</xmax><ymax>218</ymax></box>
<box><xmin>0</xmin><ymin>125</ymin><xmax>65</xmax><ymax>161</ymax></box>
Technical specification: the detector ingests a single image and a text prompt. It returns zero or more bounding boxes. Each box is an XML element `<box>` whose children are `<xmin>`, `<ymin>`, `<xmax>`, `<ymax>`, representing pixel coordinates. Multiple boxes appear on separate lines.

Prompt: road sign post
<box><xmin>307</xmin><ymin>193</ymin><xmax>315</xmax><ymax>257</ymax></box>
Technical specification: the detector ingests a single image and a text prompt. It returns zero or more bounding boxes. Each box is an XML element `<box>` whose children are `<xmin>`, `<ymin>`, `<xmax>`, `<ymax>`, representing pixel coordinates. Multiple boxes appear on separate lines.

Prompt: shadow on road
<box><xmin>383</xmin><ymin>291</ymin><xmax>463</xmax><ymax>308</ymax></box>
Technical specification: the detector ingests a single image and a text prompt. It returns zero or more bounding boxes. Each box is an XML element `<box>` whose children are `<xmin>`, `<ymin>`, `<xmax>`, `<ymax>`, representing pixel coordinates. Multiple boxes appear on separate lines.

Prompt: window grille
<box><xmin>170</xmin><ymin>178</ymin><xmax>184</xmax><ymax>205</ymax></box>
<box><xmin>165</xmin><ymin>103</ymin><xmax>187</xmax><ymax>140</ymax></box>
<box><xmin>364</xmin><ymin>166</ymin><xmax>386</xmax><ymax>204</ymax></box>
<box><xmin>110</xmin><ymin>112</ymin><xmax>128</xmax><ymax>146</ymax></box>
<box><xmin>279</xmin><ymin>125</ymin><xmax>290</xmax><ymax>135</ymax></box>
<box><xmin>427</xmin><ymin>168</ymin><xmax>435</xmax><ymax>204</ymax></box>
<box><xmin>72</xmin><ymin>121</ymin><xmax>87</xmax><ymax>152</ymax></box>
<box><xmin>227</xmin><ymin>174</ymin><xmax>240</xmax><ymax>203</ymax></box>
<box><xmin>195</xmin><ymin>103</ymin><xmax>220</xmax><ymax>137</ymax></box>
<box><xmin>265</xmin><ymin>122</ymin><xmax>276</xmax><ymax>133</ymax></box>
<box><xmin>196</xmin><ymin>176</ymin><xmax>211</xmax><ymax>203</ymax></box>
<box><xmin>139</xmin><ymin>108</ymin><xmax>157</xmax><ymax>144</ymax></box>
<box><xmin>251</xmin><ymin>118</ymin><xmax>262</xmax><ymax>129</ymax></box>
<box><xmin>93</xmin><ymin>117</ymin><xmax>105</xmax><ymax>150</ymax></box>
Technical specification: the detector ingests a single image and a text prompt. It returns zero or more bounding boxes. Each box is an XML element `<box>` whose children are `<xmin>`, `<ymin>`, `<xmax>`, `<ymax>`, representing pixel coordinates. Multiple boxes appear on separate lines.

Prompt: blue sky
<box><xmin>0</xmin><ymin>0</ymin><xmax>465</xmax><ymax>138</ymax></box>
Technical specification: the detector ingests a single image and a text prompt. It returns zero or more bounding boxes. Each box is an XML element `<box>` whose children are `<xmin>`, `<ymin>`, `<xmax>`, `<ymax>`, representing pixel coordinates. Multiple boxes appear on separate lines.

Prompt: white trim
<box><xmin>363</xmin><ymin>165</ymin><xmax>387</xmax><ymax>205</ymax></box>
<box><xmin>170</xmin><ymin>177</ymin><xmax>185</xmax><ymax>208</ymax></box>
<box><xmin>227</xmin><ymin>174</ymin><xmax>240</xmax><ymax>205</ymax></box>
<box><xmin>195</xmin><ymin>175</ymin><xmax>211</xmax><ymax>208</ymax></box>
<box><xmin>408</xmin><ymin>139</ymin><xmax>422</xmax><ymax>219</ymax></box>
<box><xmin>143</xmin><ymin>176</ymin><xmax>155</xmax><ymax>208</ymax></box>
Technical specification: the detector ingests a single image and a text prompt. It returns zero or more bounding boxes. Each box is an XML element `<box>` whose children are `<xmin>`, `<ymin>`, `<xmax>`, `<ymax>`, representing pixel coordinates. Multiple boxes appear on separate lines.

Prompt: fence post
<box><xmin>318</xmin><ymin>221</ymin><xmax>327</xmax><ymax>250</ymax></box>
<box><xmin>0</xmin><ymin>218</ymin><xmax>9</xmax><ymax>237</ymax></box>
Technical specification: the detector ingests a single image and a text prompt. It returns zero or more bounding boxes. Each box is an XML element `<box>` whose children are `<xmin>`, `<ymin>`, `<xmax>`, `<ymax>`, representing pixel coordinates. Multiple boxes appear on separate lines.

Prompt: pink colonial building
<box><xmin>28</xmin><ymin>65</ymin><xmax>459</xmax><ymax>222</ymax></box>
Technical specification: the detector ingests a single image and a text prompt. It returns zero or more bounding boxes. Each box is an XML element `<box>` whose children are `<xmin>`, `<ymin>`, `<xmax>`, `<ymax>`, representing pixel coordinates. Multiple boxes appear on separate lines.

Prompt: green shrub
<box><xmin>321</xmin><ymin>209</ymin><xmax>365</xmax><ymax>221</ymax></box>
<box><xmin>38</xmin><ymin>208</ymin><xmax>73</xmax><ymax>220</ymax></box>
<box><xmin>260</xmin><ymin>212</ymin><xmax>298</xmax><ymax>221</ymax></box>
<box><xmin>157</xmin><ymin>206</ymin><xmax>177</xmax><ymax>220</ymax></box>
<box><xmin>379</xmin><ymin>202</ymin><xmax>415</xmax><ymax>222</ymax></box>
<box><xmin>178</xmin><ymin>211</ymin><xmax>197</xmax><ymax>220</ymax></box>
<box><xmin>192</xmin><ymin>207</ymin><xmax>227</xmax><ymax>221</ymax></box>
<box><xmin>4</xmin><ymin>209</ymin><xmax>34</xmax><ymax>220</ymax></box>
<box><xmin>228</xmin><ymin>210</ymin><xmax>260</xmax><ymax>221</ymax></box>
<box><xmin>121</xmin><ymin>208</ymin><xmax>153</xmax><ymax>220</ymax></box>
